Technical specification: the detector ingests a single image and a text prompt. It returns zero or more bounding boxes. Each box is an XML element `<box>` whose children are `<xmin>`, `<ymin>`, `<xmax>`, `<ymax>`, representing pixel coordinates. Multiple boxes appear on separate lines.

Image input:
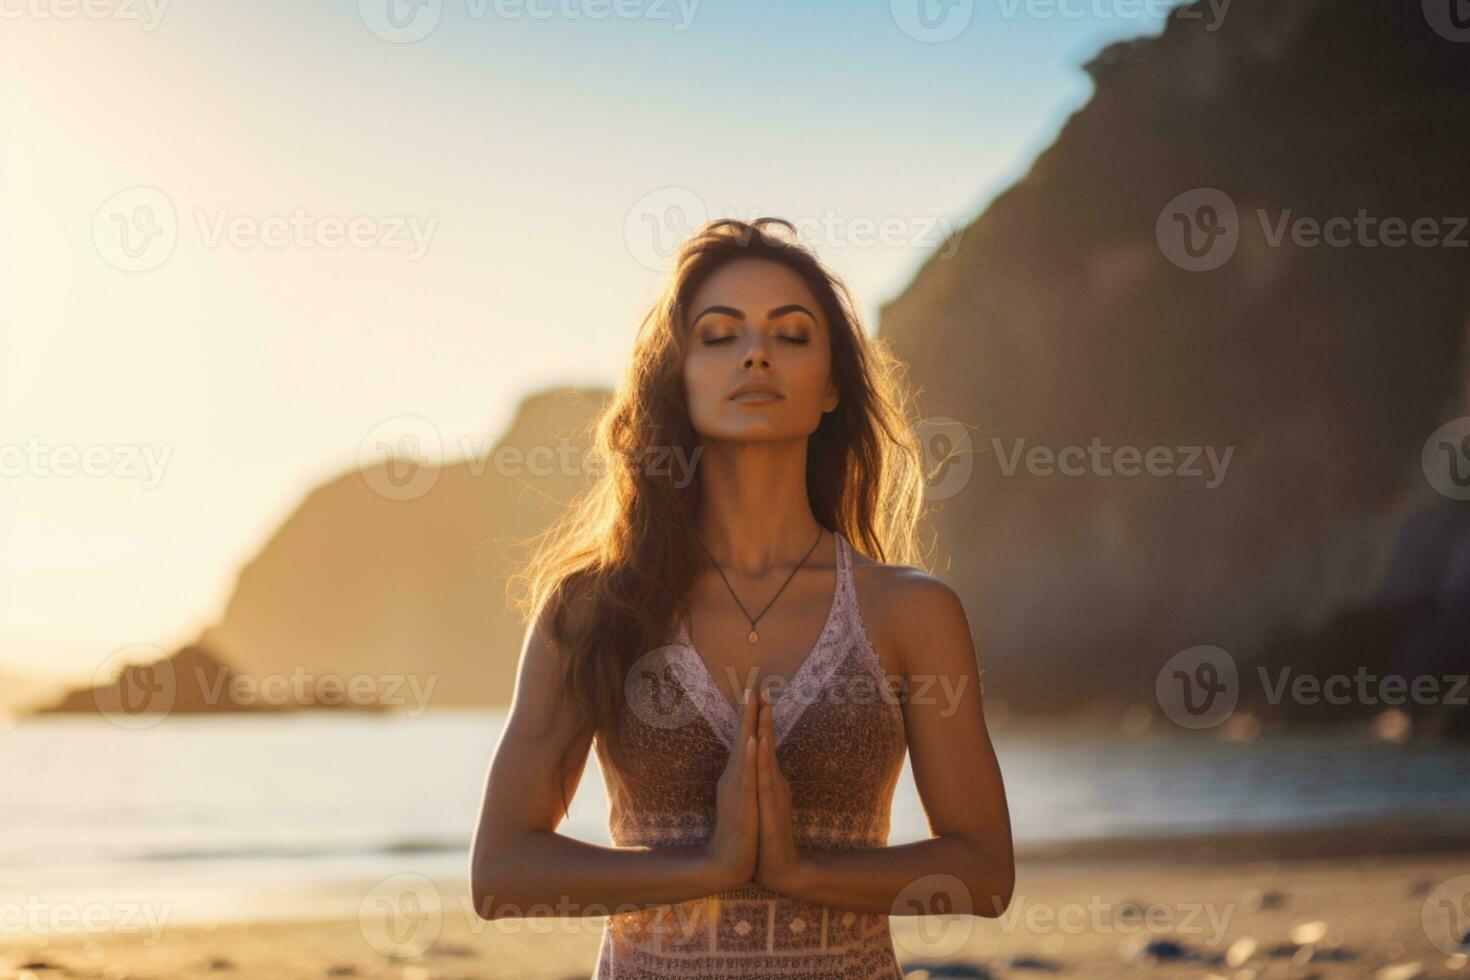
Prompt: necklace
<box><xmin>693</xmin><ymin>526</ymin><xmax>826</xmax><ymax>645</ymax></box>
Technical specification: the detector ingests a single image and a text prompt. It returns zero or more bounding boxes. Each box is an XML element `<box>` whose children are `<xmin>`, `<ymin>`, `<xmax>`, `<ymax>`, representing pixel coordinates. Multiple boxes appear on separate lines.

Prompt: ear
<box><xmin>822</xmin><ymin>377</ymin><xmax>840</xmax><ymax>414</ymax></box>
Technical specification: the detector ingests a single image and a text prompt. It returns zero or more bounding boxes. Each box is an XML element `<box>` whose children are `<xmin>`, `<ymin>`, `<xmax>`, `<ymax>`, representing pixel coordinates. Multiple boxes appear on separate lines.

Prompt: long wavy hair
<box><xmin>508</xmin><ymin>217</ymin><xmax>929</xmax><ymax>816</ymax></box>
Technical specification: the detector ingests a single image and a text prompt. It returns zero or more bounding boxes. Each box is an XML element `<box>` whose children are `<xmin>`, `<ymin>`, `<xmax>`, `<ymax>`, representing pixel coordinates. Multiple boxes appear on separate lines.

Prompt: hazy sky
<box><xmin>1</xmin><ymin>0</ymin><xmax>1170</xmax><ymax>680</ymax></box>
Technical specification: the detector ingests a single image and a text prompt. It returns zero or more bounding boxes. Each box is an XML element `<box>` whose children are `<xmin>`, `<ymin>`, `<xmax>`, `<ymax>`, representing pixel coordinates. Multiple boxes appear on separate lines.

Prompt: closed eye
<box><xmin>702</xmin><ymin>335</ymin><xmax>808</xmax><ymax>345</ymax></box>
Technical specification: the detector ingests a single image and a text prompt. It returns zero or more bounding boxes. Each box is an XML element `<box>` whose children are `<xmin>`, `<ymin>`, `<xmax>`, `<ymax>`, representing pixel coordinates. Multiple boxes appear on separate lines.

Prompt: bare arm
<box><xmin>769</xmin><ymin>571</ymin><xmax>1016</xmax><ymax>917</ymax></box>
<box><xmin>468</xmin><ymin>597</ymin><xmax>759</xmax><ymax>919</ymax></box>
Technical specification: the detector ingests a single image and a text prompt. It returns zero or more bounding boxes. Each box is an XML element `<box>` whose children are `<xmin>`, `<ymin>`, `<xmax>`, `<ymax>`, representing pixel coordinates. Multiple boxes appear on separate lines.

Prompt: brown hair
<box><xmin>508</xmin><ymin>217</ymin><xmax>928</xmax><ymax>816</ymax></box>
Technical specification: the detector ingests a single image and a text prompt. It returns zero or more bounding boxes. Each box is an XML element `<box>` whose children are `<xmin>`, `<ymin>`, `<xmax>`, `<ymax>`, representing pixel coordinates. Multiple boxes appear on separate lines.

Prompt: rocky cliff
<box><xmin>877</xmin><ymin>0</ymin><xmax>1470</xmax><ymax>717</ymax></box>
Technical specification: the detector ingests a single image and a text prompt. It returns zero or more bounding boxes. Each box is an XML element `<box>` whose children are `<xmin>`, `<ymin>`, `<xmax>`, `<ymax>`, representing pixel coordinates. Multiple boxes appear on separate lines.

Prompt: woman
<box><xmin>470</xmin><ymin>217</ymin><xmax>1014</xmax><ymax>978</ymax></box>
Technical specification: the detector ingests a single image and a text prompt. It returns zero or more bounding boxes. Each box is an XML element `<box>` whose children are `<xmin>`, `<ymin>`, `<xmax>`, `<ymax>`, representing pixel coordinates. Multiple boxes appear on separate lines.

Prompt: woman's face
<box><xmin>682</xmin><ymin>257</ymin><xmax>839</xmax><ymax>443</ymax></box>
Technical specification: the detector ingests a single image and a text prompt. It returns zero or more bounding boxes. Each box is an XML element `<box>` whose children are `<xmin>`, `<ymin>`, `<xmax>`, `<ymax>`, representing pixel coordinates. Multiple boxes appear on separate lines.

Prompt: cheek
<box><xmin>787</xmin><ymin>351</ymin><xmax>833</xmax><ymax>404</ymax></box>
<box><xmin>682</xmin><ymin>353</ymin><xmax>727</xmax><ymax>416</ymax></box>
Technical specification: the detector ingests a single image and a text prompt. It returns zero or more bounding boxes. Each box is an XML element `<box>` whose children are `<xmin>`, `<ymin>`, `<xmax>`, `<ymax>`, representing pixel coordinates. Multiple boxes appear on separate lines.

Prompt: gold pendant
<box><xmin>747</xmin><ymin>629</ymin><xmax>759</xmax><ymax>644</ymax></box>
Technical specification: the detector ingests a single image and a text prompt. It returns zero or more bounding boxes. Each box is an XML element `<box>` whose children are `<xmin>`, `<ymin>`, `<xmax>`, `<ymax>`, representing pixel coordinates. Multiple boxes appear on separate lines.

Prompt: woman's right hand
<box><xmin>702</xmin><ymin>686</ymin><xmax>759</xmax><ymax>891</ymax></box>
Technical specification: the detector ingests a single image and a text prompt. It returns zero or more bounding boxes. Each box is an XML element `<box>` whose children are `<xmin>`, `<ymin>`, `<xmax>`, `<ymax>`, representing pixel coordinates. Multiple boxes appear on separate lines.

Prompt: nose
<box><xmin>741</xmin><ymin>338</ymin><xmax>771</xmax><ymax>369</ymax></box>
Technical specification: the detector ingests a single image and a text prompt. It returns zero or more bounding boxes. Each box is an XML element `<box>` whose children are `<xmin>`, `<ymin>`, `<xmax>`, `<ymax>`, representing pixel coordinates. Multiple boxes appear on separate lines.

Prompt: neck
<box><xmin>692</xmin><ymin>436</ymin><xmax>825</xmax><ymax>577</ymax></box>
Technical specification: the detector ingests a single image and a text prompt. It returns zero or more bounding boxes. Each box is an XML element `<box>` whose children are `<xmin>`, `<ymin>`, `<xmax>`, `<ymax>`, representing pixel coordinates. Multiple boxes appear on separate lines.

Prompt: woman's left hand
<box><xmin>755</xmin><ymin>688</ymin><xmax>808</xmax><ymax>894</ymax></box>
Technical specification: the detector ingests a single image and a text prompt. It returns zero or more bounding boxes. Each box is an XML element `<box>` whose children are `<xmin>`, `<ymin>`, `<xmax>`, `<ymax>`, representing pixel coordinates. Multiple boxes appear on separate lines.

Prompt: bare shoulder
<box><xmin>848</xmin><ymin>547</ymin><xmax>973</xmax><ymax>679</ymax></box>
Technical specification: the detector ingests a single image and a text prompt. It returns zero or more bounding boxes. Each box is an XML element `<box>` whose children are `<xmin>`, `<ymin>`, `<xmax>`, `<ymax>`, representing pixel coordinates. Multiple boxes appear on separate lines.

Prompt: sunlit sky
<box><xmin>0</xmin><ymin>0</ymin><xmax>1170</xmax><ymax>681</ymax></box>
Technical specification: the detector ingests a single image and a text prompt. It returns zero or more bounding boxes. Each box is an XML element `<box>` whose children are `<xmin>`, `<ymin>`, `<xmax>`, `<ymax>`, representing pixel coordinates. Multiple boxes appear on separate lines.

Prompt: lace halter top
<box><xmin>592</xmin><ymin>529</ymin><xmax>908</xmax><ymax>979</ymax></box>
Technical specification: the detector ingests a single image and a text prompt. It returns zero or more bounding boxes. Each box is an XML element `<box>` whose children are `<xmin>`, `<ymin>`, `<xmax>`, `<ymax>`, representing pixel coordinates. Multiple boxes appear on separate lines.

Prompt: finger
<box><xmin>742</xmin><ymin>732</ymin><xmax>757</xmax><ymax>794</ymax></box>
<box><xmin>758</xmin><ymin>707</ymin><xmax>786</xmax><ymax>796</ymax></box>
<box><xmin>757</xmin><ymin>729</ymin><xmax>773</xmax><ymax>808</ymax></box>
<box><xmin>738</xmin><ymin>686</ymin><xmax>757</xmax><ymax>744</ymax></box>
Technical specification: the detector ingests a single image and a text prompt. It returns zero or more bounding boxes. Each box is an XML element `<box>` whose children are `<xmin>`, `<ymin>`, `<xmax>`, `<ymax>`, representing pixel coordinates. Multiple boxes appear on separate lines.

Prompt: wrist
<box><xmin>696</xmin><ymin>849</ymin><xmax>744</xmax><ymax>893</ymax></box>
<box><xmin>784</xmin><ymin>853</ymin><xmax>817</xmax><ymax>895</ymax></box>
<box><xmin>762</xmin><ymin>852</ymin><xmax>816</xmax><ymax>897</ymax></box>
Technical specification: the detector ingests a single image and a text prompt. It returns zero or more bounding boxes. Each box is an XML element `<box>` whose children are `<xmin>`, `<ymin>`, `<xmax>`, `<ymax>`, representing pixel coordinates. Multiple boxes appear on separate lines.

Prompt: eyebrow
<box><xmin>690</xmin><ymin>304</ymin><xmax>817</xmax><ymax>327</ymax></box>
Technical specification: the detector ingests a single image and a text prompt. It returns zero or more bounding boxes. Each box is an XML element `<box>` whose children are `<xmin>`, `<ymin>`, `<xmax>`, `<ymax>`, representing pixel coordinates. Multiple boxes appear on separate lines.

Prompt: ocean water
<box><xmin>5</xmin><ymin>711</ymin><xmax>1470</xmax><ymax>926</ymax></box>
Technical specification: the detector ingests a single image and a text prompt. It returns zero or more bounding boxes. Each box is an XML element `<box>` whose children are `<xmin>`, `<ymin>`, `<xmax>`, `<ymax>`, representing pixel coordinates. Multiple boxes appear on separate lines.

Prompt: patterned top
<box><xmin>593</xmin><ymin>529</ymin><xmax>909</xmax><ymax>978</ymax></box>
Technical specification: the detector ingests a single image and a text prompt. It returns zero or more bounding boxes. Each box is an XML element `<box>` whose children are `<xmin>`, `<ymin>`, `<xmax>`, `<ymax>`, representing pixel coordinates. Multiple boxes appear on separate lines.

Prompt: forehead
<box><xmin>686</xmin><ymin>258</ymin><xmax>825</xmax><ymax>324</ymax></box>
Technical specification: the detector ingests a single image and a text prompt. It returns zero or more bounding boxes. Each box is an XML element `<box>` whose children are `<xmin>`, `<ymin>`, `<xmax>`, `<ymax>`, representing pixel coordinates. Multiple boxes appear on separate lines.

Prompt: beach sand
<box><xmin>6</xmin><ymin>826</ymin><xmax>1470</xmax><ymax>979</ymax></box>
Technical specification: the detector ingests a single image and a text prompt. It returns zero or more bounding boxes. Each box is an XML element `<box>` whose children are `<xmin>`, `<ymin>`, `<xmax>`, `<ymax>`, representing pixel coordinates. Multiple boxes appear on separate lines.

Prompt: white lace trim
<box><xmin>671</xmin><ymin>531</ymin><xmax>865</xmax><ymax>751</ymax></box>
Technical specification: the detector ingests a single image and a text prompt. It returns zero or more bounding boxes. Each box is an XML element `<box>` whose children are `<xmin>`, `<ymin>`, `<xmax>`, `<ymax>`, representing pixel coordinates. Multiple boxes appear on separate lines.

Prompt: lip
<box><xmin>729</xmin><ymin>381</ymin><xmax>784</xmax><ymax>401</ymax></box>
